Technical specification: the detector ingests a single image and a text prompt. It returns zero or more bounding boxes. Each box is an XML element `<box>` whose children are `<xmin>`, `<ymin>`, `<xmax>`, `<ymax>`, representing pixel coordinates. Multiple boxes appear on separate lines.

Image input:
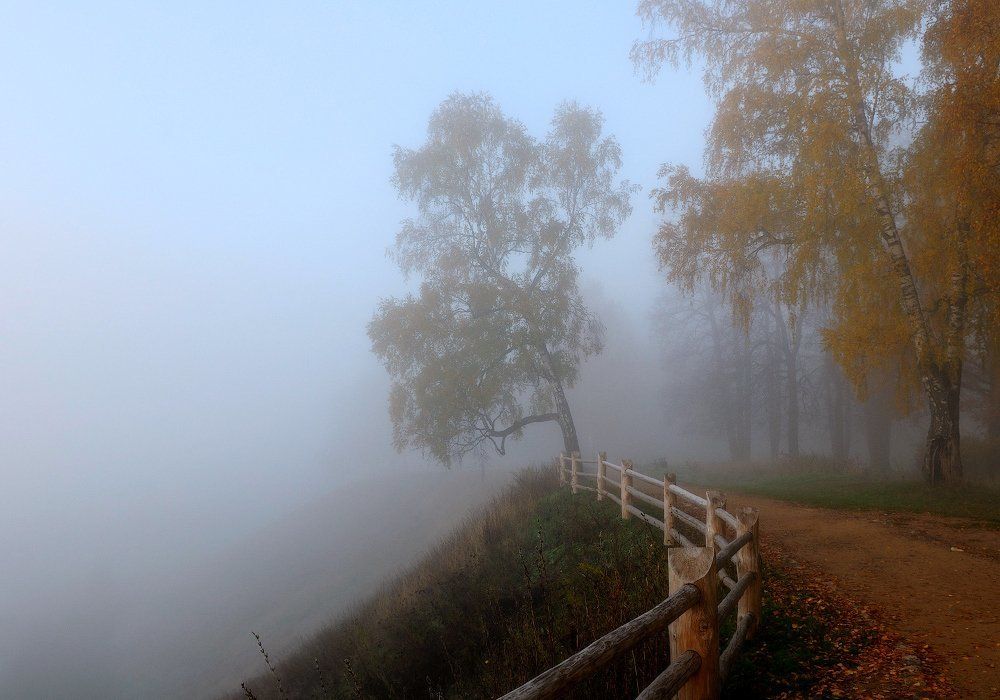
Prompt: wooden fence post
<box><xmin>558</xmin><ymin>452</ymin><xmax>566</xmax><ymax>486</ymax></box>
<box><xmin>620</xmin><ymin>459</ymin><xmax>633</xmax><ymax>519</ymax></box>
<box><xmin>705</xmin><ymin>490</ymin><xmax>726</xmax><ymax>549</ymax></box>
<box><xmin>668</xmin><ymin>547</ymin><xmax>720</xmax><ymax>700</ymax></box>
<box><xmin>664</xmin><ymin>473</ymin><xmax>677</xmax><ymax>546</ymax></box>
<box><xmin>736</xmin><ymin>506</ymin><xmax>763</xmax><ymax>639</ymax></box>
<box><xmin>597</xmin><ymin>451</ymin><xmax>607</xmax><ymax>501</ymax></box>
<box><xmin>571</xmin><ymin>451</ymin><xmax>580</xmax><ymax>494</ymax></box>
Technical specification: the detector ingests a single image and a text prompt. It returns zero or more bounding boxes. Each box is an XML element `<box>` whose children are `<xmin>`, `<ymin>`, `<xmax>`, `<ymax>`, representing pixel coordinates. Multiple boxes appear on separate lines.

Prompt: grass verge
<box><xmin>662</xmin><ymin>464</ymin><xmax>1000</xmax><ymax>526</ymax></box>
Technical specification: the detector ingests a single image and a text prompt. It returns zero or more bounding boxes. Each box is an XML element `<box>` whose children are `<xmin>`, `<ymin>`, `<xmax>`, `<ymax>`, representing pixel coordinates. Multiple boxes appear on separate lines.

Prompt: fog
<box><xmin>0</xmin><ymin>3</ymin><xmax>721</xmax><ymax>697</ymax></box>
<box><xmin>6</xmin><ymin>0</ymin><xmax>951</xmax><ymax>695</ymax></box>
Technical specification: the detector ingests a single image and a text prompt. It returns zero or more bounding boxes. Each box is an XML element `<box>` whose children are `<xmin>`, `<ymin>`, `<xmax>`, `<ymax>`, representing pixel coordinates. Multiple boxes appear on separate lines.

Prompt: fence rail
<box><xmin>501</xmin><ymin>451</ymin><xmax>763</xmax><ymax>700</ymax></box>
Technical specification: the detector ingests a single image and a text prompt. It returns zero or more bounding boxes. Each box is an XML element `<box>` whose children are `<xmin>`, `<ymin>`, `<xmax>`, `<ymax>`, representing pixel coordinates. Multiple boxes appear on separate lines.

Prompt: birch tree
<box><xmin>369</xmin><ymin>93</ymin><xmax>634</xmax><ymax>463</ymax></box>
<box><xmin>634</xmin><ymin>0</ymin><xmax>989</xmax><ymax>483</ymax></box>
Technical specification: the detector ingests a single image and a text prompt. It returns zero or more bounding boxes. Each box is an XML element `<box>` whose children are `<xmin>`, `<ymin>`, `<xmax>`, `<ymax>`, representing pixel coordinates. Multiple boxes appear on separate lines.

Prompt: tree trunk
<box><xmin>977</xmin><ymin>334</ymin><xmax>1000</xmax><ymax>440</ymax></box>
<box><xmin>550</xmin><ymin>375</ymin><xmax>580</xmax><ymax>455</ymax></box>
<box><xmin>735</xmin><ymin>331</ymin><xmax>753</xmax><ymax>461</ymax></box>
<box><xmin>787</xmin><ymin>351</ymin><xmax>800</xmax><ymax>458</ymax></box>
<box><xmin>863</xmin><ymin>383</ymin><xmax>892</xmax><ymax>471</ymax></box>
<box><xmin>844</xmin><ymin>394</ymin><xmax>853</xmax><ymax>459</ymax></box>
<box><xmin>930</xmin><ymin>219</ymin><xmax>968</xmax><ymax>482</ymax></box>
<box><xmin>825</xmin><ymin>353</ymin><xmax>847</xmax><ymax>462</ymax></box>
<box><xmin>774</xmin><ymin>300</ymin><xmax>800</xmax><ymax>458</ymax></box>
<box><xmin>923</xmin><ymin>370</ymin><xmax>962</xmax><ymax>484</ymax></box>
<box><xmin>832</xmin><ymin>4</ymin><xmax>964</xmax><ymax>483</ymax></box>
<box><xmin>706</xmin><ymin>297</ymin><xmax>739</xmax><ymax>459</ymax></box>
<box><xmin>766</xmin><ymin>313</ymin><xmax>781</xmax><ymax>462</ymax></box>
<box><xmin>539</xmin><ymin>344</ymin><xmax>580</xmax><ymax>455</ymax></box>
<box><xmin>988</xmin><ymin>353</ymin><xmax>1000</xmax><ymax>441</ymax></box>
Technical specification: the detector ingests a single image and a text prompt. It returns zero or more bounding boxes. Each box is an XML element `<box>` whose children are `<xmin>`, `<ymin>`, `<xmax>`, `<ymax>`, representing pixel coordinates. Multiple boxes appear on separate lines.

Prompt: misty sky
<box><xmin>2</xmin><ymin>1</ymin><xmax>710</xmax><ymax>537</ymax></box>
<box><xmin>1</xmin><ymin>3</ymin><xmax>714</xmax><ymax>694</ymax></box>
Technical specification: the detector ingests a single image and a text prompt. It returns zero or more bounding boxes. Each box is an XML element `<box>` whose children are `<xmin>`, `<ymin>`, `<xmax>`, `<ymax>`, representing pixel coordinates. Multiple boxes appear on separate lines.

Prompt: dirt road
<box><xmin>719</xmin><ymin>492</ymin><xmax>1000</xmax><ymax>698</ymax></box>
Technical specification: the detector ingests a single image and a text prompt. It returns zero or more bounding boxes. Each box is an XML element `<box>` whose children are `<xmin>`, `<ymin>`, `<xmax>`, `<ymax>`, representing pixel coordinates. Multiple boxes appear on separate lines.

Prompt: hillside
<box><xmin>233</xmin><ymin>468</ymin><xmax>676</xmax><ymax>699</ymax></box>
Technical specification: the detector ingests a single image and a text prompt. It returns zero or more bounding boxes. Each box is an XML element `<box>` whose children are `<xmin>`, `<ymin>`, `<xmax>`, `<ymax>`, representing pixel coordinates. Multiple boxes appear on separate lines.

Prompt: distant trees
<box><xmin>653</xmin><ymin>288</ymin><xmax>754</xmax><ymax>461</ymax></box>
<box><xmin>654</xmin><ymin>283</ymin><xmax>877</xmax><ymax>466</ymax></box>
<box><xmin>634</xmin><ymin>0</ymin><xmax>999</xmax><ymax>483</ymax></box>
<box><xmin>369</xmin><ymin>94</ymin><xmax>634</xmax><ymax>463</ymax></box>
<box><xmin>652</xmin><ymin>281</ymin><xmax>907</xmax><ymax>469</ymax></box>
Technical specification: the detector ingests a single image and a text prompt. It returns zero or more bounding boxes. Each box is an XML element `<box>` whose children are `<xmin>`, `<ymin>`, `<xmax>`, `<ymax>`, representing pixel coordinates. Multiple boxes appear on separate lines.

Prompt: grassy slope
<box><xmin>237</xmin><ymin>468</ymin><xmax>677</xmax><ymax>699</ymax></box>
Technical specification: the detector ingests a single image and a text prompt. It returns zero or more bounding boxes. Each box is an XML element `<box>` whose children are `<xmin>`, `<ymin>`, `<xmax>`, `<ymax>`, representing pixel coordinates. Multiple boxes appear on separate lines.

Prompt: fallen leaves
<box><xmin>726</xmin><ymin>539</ymin><xmax>957</xmax><ymax>699</ymax></box>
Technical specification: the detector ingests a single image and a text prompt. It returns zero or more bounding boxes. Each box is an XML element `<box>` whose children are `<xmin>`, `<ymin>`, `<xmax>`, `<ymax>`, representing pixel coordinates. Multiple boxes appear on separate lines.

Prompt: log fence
<box><xmin>500</xmin><ymin>452</ymin><xmax>763</xmax><ymax>700</ymax></box>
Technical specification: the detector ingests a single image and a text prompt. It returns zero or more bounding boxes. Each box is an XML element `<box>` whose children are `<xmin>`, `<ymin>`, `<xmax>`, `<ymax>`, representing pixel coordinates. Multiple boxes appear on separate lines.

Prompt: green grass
<box><xmin>676</xmin><ymin>467</ymin><xmax>1000</xmax><ymax>526</ymax></box>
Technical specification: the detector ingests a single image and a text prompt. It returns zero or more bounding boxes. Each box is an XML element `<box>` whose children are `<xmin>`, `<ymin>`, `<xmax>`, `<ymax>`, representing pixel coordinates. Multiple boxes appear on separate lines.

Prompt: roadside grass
<box><xmin>649</xmin><ymin>461</ymin><xmax>1000</xmax><ymax>526</ymax></box>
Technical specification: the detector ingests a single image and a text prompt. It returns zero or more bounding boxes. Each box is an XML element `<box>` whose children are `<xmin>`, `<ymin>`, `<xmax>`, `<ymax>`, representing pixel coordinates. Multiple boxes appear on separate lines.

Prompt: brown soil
<box><xmin>718</xmin><ymin>492</ymin><xmax>1000</xmax><ymax>698</ymax></box>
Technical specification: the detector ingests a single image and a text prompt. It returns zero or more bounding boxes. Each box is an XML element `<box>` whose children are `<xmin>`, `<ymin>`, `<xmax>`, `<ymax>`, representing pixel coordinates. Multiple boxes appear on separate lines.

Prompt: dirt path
<box><xmin>720</xmin><ymin>492</ymin><xmax>1000</xmax><ymax>698</ymax></box>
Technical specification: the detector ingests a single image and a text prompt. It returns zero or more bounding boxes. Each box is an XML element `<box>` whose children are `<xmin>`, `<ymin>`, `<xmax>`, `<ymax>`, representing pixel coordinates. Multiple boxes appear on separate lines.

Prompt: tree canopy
<box><xmin>369</xmin><ymin>93</ymin><xmax>634</xmax><ymax>463</ymax></box>
<box><xmin>634</xmin><ymin>0</ymin><xmax>998</xmax><ymax>483</ymax></box>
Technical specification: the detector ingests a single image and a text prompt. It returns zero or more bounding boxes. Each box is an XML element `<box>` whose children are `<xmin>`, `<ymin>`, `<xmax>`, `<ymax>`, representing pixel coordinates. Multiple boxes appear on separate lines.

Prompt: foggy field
<box><xmin>4</xmin><ymin>0</ymin><xmax>999</xmax><ymax>698</ymax></box>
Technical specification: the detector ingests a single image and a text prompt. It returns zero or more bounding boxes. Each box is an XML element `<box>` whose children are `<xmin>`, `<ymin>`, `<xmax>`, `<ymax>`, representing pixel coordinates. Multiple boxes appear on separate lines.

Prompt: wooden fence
<box><xmin>500</xmin><ymin>452</ymin><xmax>762</xmax><ymax>700</ymax></box>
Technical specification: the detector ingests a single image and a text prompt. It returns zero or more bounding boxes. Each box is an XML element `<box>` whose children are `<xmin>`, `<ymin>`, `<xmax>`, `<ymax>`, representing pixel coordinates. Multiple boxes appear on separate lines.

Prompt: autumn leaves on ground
<box><xmin>718</xmin><ymin>484</ymin><xmax>1000</xmax><ymax>698</ymax></box>
<box><xmin>236</xmin><ymin>466</ymin><xmax>999</xmax><ymax>699</ymax></box>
